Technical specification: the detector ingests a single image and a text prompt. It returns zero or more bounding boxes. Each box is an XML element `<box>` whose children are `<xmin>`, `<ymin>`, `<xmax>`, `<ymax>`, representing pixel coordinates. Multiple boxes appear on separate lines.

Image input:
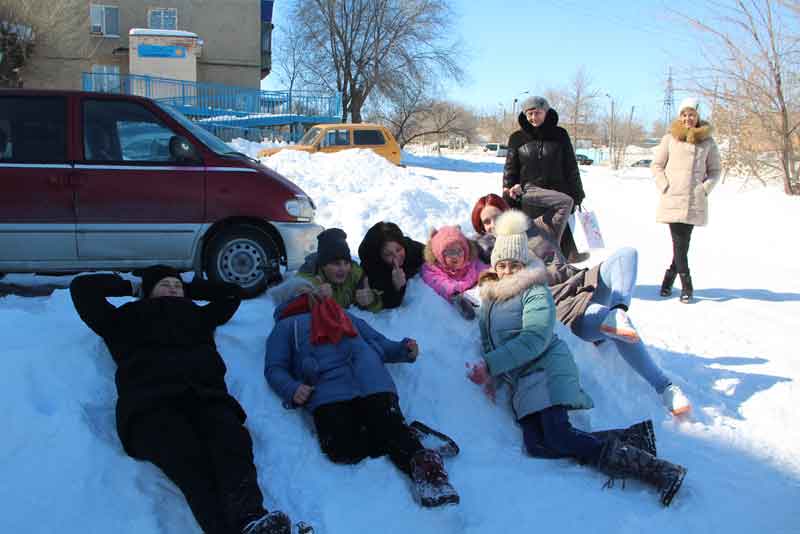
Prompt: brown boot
<box><xmin>597</xmin><ymin>438</ymin><xmax>686</xmax><ymax>506</ymax></box>
<box><xmin>409</xmin><ymin>450</ymin><xmax>460</xmax><ymax>507</ymax></box>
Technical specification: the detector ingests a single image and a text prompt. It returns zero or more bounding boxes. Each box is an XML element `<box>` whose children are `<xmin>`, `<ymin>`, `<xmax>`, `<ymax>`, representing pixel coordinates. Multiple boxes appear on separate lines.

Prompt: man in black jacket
<box><xmin>503</xmin><ymin>96</ymin><xmax>586</xmax><ymax>260</ymax></box>
<box><xmin>70</xmin><ymin>266</ymin><xmax>292</xmax><ymax>534</ymax></box>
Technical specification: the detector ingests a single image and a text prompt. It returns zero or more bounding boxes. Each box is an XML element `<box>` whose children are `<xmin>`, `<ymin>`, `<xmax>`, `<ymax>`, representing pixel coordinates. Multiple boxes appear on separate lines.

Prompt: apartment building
<box><xmin>24</xmin><ymin>0</ymin><xmax>273</xmax><ymax>90</ymax></box>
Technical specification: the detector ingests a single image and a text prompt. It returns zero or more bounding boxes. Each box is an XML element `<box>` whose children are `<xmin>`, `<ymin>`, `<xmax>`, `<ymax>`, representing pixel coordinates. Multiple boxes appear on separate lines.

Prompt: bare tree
<box><xmin>675</xmin><ymin>0</ymin><xmax>800</xmax><ymax>194</ymax></box>
<box><xmin>287</xmin><ymin>0</ymin><xmax>464</xmax><ymax>123</ymax></box>
<box><xmin>650</xmin><ymin>119</ymin><xmax>668</xmax><ymax>138</ymax></box>
<box><xmin>562</xmin><ymin>66</ymin><xmax>600</xmax><ymax>142</ymax></box>
<box><xmin>373</xmin><ymin>84</ymin><xmax>475</xmax><ymax>148</ymax></box>
<box><xmin>1</xmin><ymin>3</ymin><xmax>37</xmax><ymax>87</ymax></box>
<box><xmin>274</xmin><ymin>25</ymin><xmax>305</xmax><ymax>95</ymax></box>
<box><xmin>0</xmin><ymin>0</ymin><xmax>84</xmax><ymax>88</ymax></box>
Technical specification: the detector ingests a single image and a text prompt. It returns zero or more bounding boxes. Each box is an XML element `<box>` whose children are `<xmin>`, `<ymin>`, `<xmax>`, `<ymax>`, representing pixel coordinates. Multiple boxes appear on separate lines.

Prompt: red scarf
<box><xmin>279</xmin><ymin>294</ymin><xmax>357</xmax><ymax>345</ymax></box>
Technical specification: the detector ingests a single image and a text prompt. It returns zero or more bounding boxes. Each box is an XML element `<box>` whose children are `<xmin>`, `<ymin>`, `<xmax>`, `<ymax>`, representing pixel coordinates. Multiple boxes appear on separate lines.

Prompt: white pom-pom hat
<box><xmin>678</xmin><ymin>97</ymin><xmax>700</xmax><ymax>115</ymax></box>
<box><xmin>490</xmin><ymin>210</ymin><xmax>530</xmax><ymax>268</ymax></box>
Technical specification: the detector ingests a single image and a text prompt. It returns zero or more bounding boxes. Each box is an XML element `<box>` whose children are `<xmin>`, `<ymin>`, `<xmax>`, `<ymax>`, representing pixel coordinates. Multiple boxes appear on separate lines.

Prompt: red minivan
<box><xmin>0</xmin><ymin>89</ymin><xmax>322</xmax><ymax>296</ymax></box>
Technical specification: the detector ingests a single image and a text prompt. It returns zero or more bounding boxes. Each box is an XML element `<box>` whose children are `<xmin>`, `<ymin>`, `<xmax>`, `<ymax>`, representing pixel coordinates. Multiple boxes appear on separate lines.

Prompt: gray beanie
<box><xmin>490</xmin><ymin>210</ymin><xmax>530</xmax><ymax>267</ymax></box>
<box><xmin>520</xmin><ymin>96</ymin><xmax>549</xmax><ymax>112</ymax></box>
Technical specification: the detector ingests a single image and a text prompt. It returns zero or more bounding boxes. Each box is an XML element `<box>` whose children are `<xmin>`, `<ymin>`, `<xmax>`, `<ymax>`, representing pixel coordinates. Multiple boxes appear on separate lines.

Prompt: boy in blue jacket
<box><xmin>265</xmin><ymin>278</ymin><xmax>458</xmax><ymax>508</ymax></box>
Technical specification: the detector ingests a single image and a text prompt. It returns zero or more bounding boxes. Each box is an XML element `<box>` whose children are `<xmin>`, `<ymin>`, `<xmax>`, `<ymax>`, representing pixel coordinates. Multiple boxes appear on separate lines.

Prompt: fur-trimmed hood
<box><xmin>669</xmin><ymin>119</ymin><xmax>714</xmax><ymax>144</ymax></box>
<box><xmin>478</xmin><ymin>259</ymin><xmax>548</xmax><ymax>301</ymax></box>
<box><xmin>423</xmin><ymin>236</ymin><xmax>480</xmax><ymax>265</ymax></box>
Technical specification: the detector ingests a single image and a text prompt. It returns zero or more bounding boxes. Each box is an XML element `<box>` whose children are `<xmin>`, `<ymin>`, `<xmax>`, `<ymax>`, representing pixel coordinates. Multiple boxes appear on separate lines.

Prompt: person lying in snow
<box><xmin>70</xmin><ymin>266</ymin><xmax>295</xmax><ymax>534</ymax></box>
<box><xmin>420</xmin><ymin>225</ymin><xmax>487</xmax><ymax>320</ymax></box>
<box><xmin>466</xmin><ymin>211</ymin><xmax>688</xmax><ymax>507</ymax></box>
<box><xmin>471</xmin><ymin>193</ymin><xmax>691</xmax><ymax>416</ymax></box>
<box><xmin>297</xmin><ymin>228</ymin><xmax>382</xmax><ymax>312</ymax></box>
<box><xmin>264</xmin><ymin>277</ymin><xmax>459</xmax><ymax>508</ymax></box>
<box><xmin>357</xmin><ymin>221</ymin><xmax>425</xmax><ymax>309</ymax></box>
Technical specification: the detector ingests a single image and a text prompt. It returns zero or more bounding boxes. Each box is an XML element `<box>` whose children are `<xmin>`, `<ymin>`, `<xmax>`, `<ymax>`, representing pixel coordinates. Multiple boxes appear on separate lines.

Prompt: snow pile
<box><xmin>1</xmin><ymin>149</ymin><xmax>798</xmax><ymax>533</ymax></box>
<box><xmin>261</xmin><ymin>149</ymin><xmax>477</xmax><ymax>245</ymax></box>
<box><xmin>228</xmin><ymin>137</ymin><xmax>289</xmax><ymax>158</ymax></box>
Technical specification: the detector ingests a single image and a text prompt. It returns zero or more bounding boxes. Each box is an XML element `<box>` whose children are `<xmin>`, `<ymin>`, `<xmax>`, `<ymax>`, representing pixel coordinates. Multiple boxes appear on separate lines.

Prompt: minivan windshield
<box><xmin>299</xmin><ymin>127</ymin><xmax>321</xmax><ymax>145</ymax></box>
<box><xmin>156</xmin><ymin>102</ymin><xmax>233</xmax><ymax>156</ymax></box>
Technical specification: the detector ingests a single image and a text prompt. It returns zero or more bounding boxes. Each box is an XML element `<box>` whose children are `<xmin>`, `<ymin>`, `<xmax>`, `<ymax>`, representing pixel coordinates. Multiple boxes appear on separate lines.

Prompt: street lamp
<box><xmin>605</xmin><ymin>93</ymin><xmax>615</xmax><ymax>163</ymax></box>
<box><xmin>512</xmin><ymin>90</ymin><xmax>529</xmax><ymax>117</ymax></box>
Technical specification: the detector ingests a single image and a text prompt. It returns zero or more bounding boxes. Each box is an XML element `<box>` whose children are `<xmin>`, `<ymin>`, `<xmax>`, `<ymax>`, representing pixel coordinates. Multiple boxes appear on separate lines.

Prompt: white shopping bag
<box><xmin>569</xmin><ymin>208</ymin><xmax>605</xmax><ymax>250</ymax></box>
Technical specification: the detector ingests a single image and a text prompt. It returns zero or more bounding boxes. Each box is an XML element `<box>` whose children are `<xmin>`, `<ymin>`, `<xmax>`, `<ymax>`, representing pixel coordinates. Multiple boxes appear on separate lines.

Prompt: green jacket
<box><xmin>478</xmin><ymin>263</ymin><xmax>593</xmax><ymax>420</ymax></box>
<box><xmin>297</xmin><ymin>257</ymin><xmax>382</xmax><ymax>312</ymax></box>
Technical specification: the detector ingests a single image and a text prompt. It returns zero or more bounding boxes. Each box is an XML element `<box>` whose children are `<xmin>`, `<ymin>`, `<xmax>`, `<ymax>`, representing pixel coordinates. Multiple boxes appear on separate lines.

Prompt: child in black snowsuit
<box><xmin>70</xmin><ymin>266</ymin><xmax>294</xmax><ymax>534</ymax></box>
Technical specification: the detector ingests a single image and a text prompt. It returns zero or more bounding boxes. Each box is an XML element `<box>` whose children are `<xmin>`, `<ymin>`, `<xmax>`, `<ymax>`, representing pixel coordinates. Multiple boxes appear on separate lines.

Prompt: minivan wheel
<box><xmin>205</xmin><ymin>225</ymin><xmax>281</xmax><ymax>298</ymax></box>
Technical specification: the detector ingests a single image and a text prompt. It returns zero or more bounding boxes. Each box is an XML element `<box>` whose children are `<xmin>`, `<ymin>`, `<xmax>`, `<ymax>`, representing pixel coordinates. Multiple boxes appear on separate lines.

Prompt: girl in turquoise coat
<box><xmin>467</xmin><ymin>210</ymin><xmax>688</xmax><ymax>507</ymax></box>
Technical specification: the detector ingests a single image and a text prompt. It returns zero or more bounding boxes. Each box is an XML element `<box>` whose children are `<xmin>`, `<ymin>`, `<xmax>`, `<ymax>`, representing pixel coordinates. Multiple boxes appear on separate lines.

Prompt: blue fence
<box><xmin>82</xmin><ymin>72</ymin><xmax>341</xmax><ymax>140</ymax></box>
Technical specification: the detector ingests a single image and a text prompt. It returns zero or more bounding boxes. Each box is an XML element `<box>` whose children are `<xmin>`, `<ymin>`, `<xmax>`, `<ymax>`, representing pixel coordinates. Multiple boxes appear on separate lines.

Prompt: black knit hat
<box><xmin>138</xmin><ymin>265</ymin><xmax>184</xmax><ymax>297</ymax></box>
<box><xmin>316</xmin><ymin>228</ymin><xmax>351</xmax><ymax>267</ymax></box>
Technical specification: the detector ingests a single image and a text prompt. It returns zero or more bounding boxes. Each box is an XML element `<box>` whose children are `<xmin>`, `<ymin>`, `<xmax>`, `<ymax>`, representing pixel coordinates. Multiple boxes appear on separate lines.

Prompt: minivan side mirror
<box><xmin>169</xmin><ymin>135</ymin><xmax>200</xmax><ymax>163</ymax></box>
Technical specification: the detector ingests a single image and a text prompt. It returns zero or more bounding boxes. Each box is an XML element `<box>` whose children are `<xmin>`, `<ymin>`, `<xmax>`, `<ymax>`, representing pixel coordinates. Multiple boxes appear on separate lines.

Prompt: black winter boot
<box><xmin>409</xmin><ymin>450</ymin><xmax>460</xmax><ymax>507</ymax></box>
<box><xmin>242</xmin><ymin>511</ymin><xmax>291</xmax><ymax>534</ymax></box>
<box><xmin>597</xmin><ymin>439</ymin><xmax>687</xmax><ymax>507</ymax></box>
<box><xmin>679</xmin><ymin>273</ymin><xmax>693</xmax><ymax>303</ymax></box>
<box><xmin>409</xmin><ymin>420</ymin><xmax>460</xmax><ymax>458</ymax></box>
<box><xmin>660</xmin><ymin>269</ymin><xmax>677</xmax><ymax>297</ymax></box>
<box><xmin>591</xmin><ymin>420</ymin><xmax>657</xmax><ymax>457</ymax></box>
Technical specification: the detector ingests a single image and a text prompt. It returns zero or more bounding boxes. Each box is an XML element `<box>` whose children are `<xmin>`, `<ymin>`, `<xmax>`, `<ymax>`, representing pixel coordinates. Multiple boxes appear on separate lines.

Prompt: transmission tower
<box><xmin>662</xmin><ymin>67</ymin><xmax>674</xmax><ymax>130</ymax></box>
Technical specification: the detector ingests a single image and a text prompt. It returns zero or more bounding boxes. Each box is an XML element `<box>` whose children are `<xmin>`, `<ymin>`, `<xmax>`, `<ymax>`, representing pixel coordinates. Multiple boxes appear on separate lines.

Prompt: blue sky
<box><xmin>264</xmin><ymin>0</ymin><xmax>715</xmax><ymax>126</ymax></box>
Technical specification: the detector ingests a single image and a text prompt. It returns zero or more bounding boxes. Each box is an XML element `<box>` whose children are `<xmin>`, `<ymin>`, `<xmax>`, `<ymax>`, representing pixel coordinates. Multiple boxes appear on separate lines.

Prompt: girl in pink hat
<box><xmin>421</xmin><ymin>225</ymin><xmax>488</xmax><ymax>319</ymax></box>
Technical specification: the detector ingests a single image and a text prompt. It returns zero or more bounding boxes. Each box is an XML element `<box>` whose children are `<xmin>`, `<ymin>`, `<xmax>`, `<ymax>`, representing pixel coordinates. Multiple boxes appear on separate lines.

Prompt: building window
<box><xmin>91</xmin><ymin>64</ymin><xmax>121</xmax><ymax>93</ymax></box>
<box><xmin>148</xmin><ymin>8</ymin><xmax>178</xmax><ymax>30</ymax></box>
<box><xmin>90</xmin><ymin>4</ymin><xmax>120</xmax><ymax>37</ymax></box>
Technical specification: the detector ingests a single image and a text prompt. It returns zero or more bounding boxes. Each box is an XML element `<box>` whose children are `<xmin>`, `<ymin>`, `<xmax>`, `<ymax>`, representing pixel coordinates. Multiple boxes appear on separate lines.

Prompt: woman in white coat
<box><xmin>651</xmin><ymin>97</ymin><xmax>721</xmax><ymax>303</ymax></box>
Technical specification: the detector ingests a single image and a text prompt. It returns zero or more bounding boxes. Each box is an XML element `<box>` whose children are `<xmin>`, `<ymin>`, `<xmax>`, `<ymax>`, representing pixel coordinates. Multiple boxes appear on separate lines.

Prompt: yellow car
<box><xmin>259</xmin><ymin>123</ymin><xmax>402</xmax><ymax>165</ymax></box>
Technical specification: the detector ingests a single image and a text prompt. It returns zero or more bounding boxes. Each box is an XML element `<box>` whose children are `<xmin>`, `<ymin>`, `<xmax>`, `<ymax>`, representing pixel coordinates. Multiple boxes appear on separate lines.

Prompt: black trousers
<box><xmin>668</xmin><ymin>222</ymin><xmax>694</xmax><ymax>274</ymax></box>
<box><xmin>312</xmin><ymin>393</ymin><xmax>424</xmax><ymax>475</ymax></box>
<box><xmin>127</xmin><ymin>391</ymin><xmax>265</xmax><ymax>534</ymax></box>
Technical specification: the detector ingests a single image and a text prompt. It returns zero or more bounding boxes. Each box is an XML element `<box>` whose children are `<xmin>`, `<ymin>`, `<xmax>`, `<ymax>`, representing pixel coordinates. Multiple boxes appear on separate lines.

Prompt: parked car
<box><xmin>575</xmin><ymin>154</ymin><xmax>594</xmax><ymax>165</ymax></box>
<box><xmin>258</xmin><ymin>123</ymin><xmax>401</xmax><ymax>165</ymax></box>
<box><xmin>483</xmin><ymin>143</ymin><xmax>508</xmax><ymax>157</ymax></box>
<box><xmin>0</xmin><ymin>89</ymin><xmax>323</xmax><ymax>297</ymax></box>
<box><xmin>631</xmin><ymin>159</ymin><xmax>652</xmax><ymax>167</ymax></box>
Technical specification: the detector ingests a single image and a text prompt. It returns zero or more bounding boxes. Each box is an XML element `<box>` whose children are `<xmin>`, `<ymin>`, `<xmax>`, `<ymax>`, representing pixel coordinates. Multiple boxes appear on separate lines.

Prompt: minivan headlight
<box><xmin>285</xmin><ymin>195</ymin><xmax>316</xmax><ymax>221</ymax></box>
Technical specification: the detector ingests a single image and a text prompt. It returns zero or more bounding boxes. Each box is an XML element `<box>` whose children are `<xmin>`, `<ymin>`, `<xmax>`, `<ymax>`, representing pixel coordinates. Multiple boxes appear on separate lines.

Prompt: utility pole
<box><xmin>605</xmin><ymin>93</ymin><xmax>615</xmax><ymax>166</ymax></box>
<box><xmin>663</xmin><ymin>67</ymin><xmax>674</xmax><ymax>130</ymax></box>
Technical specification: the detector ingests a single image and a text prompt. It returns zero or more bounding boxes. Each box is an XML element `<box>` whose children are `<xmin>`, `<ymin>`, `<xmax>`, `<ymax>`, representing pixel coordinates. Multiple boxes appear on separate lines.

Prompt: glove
<box><xmin>466</xmin><ymin>360</ymin><xmax>490</xmax><ymax>385</ymax></box>
<box><xmin>466</xmin><ymin>360</ymin><xmax>496</xmax><ymax>402</ymax></box>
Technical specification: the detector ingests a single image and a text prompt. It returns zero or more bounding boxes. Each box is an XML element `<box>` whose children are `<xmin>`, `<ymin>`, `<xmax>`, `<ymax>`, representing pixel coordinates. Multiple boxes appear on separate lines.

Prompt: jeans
<box><xmin>572</xmin><ymin>247</ymin><xmax>671</xmax><ymax>394</ymax></box>
<box><xmin>520</xmin><ymin>405</ymin><xmax>604</xmax><ymax>463</ymax></box>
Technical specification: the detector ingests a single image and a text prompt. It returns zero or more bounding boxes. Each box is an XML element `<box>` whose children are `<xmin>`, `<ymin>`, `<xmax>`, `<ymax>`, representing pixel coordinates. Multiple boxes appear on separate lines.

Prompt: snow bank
<box><xmin>2</xmin><ymin>149</ymin><xmax>798</xmax><ymax>533</ymax></box>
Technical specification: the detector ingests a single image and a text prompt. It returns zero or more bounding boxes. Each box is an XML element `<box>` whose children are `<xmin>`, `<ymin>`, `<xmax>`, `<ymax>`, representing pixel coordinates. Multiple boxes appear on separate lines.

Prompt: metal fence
<box><xmin>81</xmin><ymin>73</ymin><xmax>341</xmax><ymax>129</ymax></box>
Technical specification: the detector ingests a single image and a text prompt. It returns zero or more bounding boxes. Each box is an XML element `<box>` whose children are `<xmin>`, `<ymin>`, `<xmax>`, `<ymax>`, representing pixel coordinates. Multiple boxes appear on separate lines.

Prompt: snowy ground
<box><xmin>2</xmin><ymin>147</ymin><xmax>799</xmax><ymax>534</ymax></box>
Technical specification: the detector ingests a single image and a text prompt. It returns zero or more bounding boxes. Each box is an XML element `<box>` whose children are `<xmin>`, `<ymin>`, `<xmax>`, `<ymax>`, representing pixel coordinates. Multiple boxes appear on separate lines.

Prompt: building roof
<box><xmin>129</xmin><ymin>28</ymin><xmax>199</xmax><ymax>38</ymax></box>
